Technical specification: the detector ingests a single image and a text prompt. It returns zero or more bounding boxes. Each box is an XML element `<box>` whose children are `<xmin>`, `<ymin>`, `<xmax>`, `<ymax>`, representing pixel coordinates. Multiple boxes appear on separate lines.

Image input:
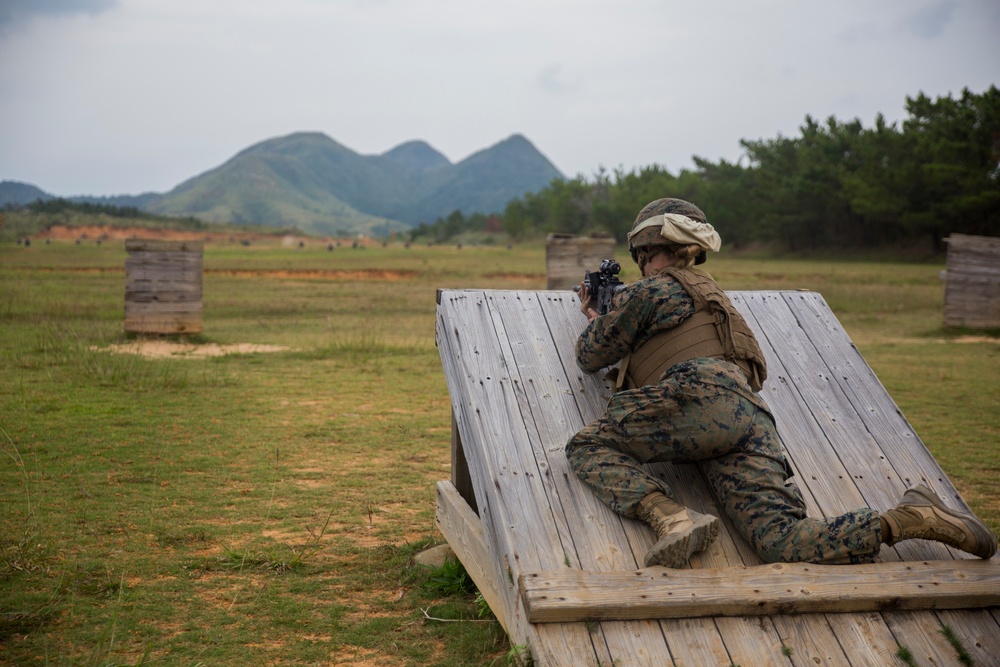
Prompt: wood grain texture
<box><xmin>124</xmin><ymin>240</ymin><xmax>203</xmax><ymax>334</ymax></box>
<box><xmin>519</xmin><ymin>561</ymin><xmax>1000</xmax><ymax>623</ymax></box>
<box><xmin>436</xmin><ymin>288</ymin><xmax>999</xmax><ymax>667</ymax></box>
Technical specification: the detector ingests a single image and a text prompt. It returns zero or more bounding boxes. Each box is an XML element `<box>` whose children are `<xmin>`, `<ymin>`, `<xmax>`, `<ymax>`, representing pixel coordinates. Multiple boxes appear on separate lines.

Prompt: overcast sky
<box><xmin>1</xmin><ymin>0</ymin><xmax>998</xmax><ymax>197</ymax></box>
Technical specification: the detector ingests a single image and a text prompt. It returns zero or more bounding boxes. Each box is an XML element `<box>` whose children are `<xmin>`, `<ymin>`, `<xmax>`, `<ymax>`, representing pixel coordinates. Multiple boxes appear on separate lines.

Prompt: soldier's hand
<box><xmin>577</xmin><ymin>282</ymin><xmax>598</xmax><ymax>322</ymax></box>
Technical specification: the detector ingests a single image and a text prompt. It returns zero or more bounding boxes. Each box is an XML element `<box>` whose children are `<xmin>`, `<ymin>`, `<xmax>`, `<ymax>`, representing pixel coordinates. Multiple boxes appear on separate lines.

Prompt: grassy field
<box><xmin>1</xmin><ymin>236</ymin><xmax>998</xmax><ymax>666</ymax></box>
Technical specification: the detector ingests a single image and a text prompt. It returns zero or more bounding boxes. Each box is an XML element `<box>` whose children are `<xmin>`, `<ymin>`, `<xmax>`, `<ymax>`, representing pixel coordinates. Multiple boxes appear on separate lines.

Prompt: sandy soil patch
<box><xmin>98</xmin><ymin>340</ymin><xmax>290</xmax><ymax>358</ymax></box>
<box><xmin>38</xmin><ymin>223</ymin><xmax>387</xmax><ymax>247</ymax></box>
<box><xmin>953</xmin><ymin>336</ymin><xmax>1000</xmax><ymax>344</ymax></box>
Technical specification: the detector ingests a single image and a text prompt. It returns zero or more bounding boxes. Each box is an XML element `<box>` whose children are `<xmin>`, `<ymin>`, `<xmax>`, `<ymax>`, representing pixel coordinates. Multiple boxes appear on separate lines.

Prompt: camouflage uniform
<box><xmin>566</xmin><ymin>270</ymin><xmax>883</xmax><ymax>564</ymax></box>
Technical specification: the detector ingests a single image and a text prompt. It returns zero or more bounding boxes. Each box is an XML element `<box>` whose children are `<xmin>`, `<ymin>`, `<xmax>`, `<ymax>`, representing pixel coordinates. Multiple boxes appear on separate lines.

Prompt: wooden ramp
<box><xmin>435</xmin><ymin>289</ymin><xmax>1000</xmax><ymax>667</ymax></box>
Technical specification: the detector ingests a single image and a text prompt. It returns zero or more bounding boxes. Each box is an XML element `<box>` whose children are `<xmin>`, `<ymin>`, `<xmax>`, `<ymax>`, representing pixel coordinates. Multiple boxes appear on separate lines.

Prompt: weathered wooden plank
<box><xmin>124</xmin><ymin>269</ymin><xmax>203</xmax><ymax>284</ymax></box>
<box><xmin>487</xmin><ymin>292</ymin><xmax>634</xmax><ymax>568</ymax></box>
<box><xmin>780</xmin><ymin>292</ymin><xmax>970</xmax><ymax>563</ymax></box>
<box><xmin>436</xmin><ymin>291</ymin><xmax>605</xmax><ymax>666</ymax></box>
<box><xmin>519</xmin><ymin>561</ymin><xmax>1000</xmax><ymax>623</ymax></box>
<box><xmin>449</xmin><ymin>290</ymin><xmax>837</xmax><ymax>665</ymax></box>
<box><xmin>448</xmin><ymin>412</ymin><xmax>476</xmax><ymax>513</ymax></box>
<box><xmin>436</xmin><ymin>292</ymin><xmax>557</xmax><ymax>563</ymax></box>
<box><xmin>934</xmin><ymin>608</ymin><xmax>1000</xmax><ymax>666</ymax></box>
<box><xmin>882</xmin><ymin>611</ymin><xmax>972</xmax><ymax>667</ymax></box>
<box><xmin>769</xmin><ymin>614</ymin><xmax>845</xmax><ymax>667</ymax></box>
<box><xmin>945</xmin><ymin>234</ymin><xmax>1000</xmax><ymax>263</ymax></box>
<box><xmin>527</xmin><ymin>291</ymin><xmax>822</xmax><ymax>665</ymax></box>
<box><xmin>821</xmin><ymin>612</ymin><xmax>906</xmax><ymax>666</ymax></box>
<box><xmin>125</xmin><ymin>260</ymin><xmax>204</xmax><ymax>279</ymax></box>
<box><xmin>548</xmin><ymin>294</ymin><xmax>992</xmax><ymax>664</ymax></box>
<box><xmin>121</xmin><ymin>319</ymin><xmax>202</xmax><ymax>334</ymax></box>
<box><xmin>545</xmin><ymin>235</ymin><xmax>617</xmax><ymax>290</ymax></box>
<box><xmin>736</xmin><ymin>292</ymin><xmax>899</xmax><ymax>513</ymax></box>
<box><xmin>435</xmin><ymin>481</ymin><xmax>507</xmax><ymax>633</ymax></box>
<box><xmin>125</xmin><ymin>252</ymin><xmax>203</xmax><ymax>264</ymax></box>
<box><xmin>125</xmin><ymin>239</ymin><xmax>204</xmax><ymax>253</ymax></box>
<box><xmin>944</xmin><ymin>233</ymin><xmax>1000</xmax><ymax>328</ymax></box>
<box><xmin>122</xmin><ymin>311</ymin><xmax>202</xmax><ymax>322</ymax></box>
<box><xmin>740</xmin><ymin>292</ymin><xmax>1000</xmax><ymax>660</ymax></box>
<box><xmin>125</xmin><ymin>290</ymin><xmax>202</xmax><ymax>303</ymax></box>
<box><xmin>125</xmin><ymin>276</ymin><xmax>202</xmax><ymax>290</ymax></box>
<box><xmin>436</xmin><ymin>288</ymin><xmax>998</xmax><ymax>667</ymax></box>
<box><xmin>483</xmin><ymin>292</ymin><xmax>678</xmax><ymax>664</ymax></box>
<box><xmin>538</xmin><ymin>293</ymin><xmax>751</xmax><ymax>664</ymax></box>
<box><xmin>123</xmin><ymin>304</ymin><xmax>201</xmax><ymax>315</ymax></box>
<box><xmin>124</xmin><ymin>240</ymin><xmax>203</xmax><ymax>334</ymax></box>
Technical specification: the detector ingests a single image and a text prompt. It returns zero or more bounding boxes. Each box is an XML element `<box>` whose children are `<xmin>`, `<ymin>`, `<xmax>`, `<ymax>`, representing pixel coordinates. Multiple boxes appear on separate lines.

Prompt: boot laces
<box><xmin>898</xmin><ymin>507</ymin><xmax>965</xmax><ymax>545</ymax></box>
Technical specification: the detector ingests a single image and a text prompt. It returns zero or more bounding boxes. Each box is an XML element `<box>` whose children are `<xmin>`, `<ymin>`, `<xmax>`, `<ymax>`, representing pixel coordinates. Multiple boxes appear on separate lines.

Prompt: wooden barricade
<box><xmin>124</xmin><ymin>239</ymin><xmax>203</xmax><ymax>334</ymax></box>
<box><xmin>545</xmin><ymin>234</ymin><xmax>617</xmax><ymax>290</ymax></box>
<box><xmin>944</xmin><ymin>233</ymin><xmax>1000</xmax><ymax>328</ymax></box>
<box><xmin>435</xmin><ymin>288</ymin><xmax>1000</xmax><ymax>667</ymax></box>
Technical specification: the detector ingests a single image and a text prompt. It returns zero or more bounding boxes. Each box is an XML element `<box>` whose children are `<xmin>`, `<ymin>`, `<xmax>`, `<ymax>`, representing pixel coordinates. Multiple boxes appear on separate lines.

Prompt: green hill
<box><xmin>147</xmin><ymin>132</ymin><xmax>563</xmax><ymax>236</ymax></box>
<box><xmin>0</xmin><ymin>181</ymin><xmax>53</xmax><ymax>206</ymax></box>
<box><xmin>4</xmin><ymin>133</ymin><xmax>563</xmax><ymax>237</ymax></box>
<box><xmin>145</xmin><ymin>133</ymin><xmax>404</xmax><ymax>236</ymax></box>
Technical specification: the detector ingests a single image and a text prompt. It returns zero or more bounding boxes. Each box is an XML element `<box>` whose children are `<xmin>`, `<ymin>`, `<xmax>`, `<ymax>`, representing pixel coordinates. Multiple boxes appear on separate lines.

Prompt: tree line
<box><xmin>21</xmin><ymin>198</ymin><xmax>200</xmax><ymax>224</ymax></box>
<box><xmin>413</xmin><ymin>87</ymin><xmax>1000</xmax><ymax>252</ymax></box>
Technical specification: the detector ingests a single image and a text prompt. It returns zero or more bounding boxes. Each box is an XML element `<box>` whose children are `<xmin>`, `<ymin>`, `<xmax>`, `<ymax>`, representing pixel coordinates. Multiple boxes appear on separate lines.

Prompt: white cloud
<box><xmin>904</xmin><ymin>1</ymin><xmax>958</xmax><ymax>40</ymax></box>
<box><xmin>0</xmin><ymin>0</ymin><xmax>997</xmax><ymax>194</ymax></box>
<box><xmin>0</xmin><ymin>0</ymin><xmax>117</xmax><ymax>28</ymax></box>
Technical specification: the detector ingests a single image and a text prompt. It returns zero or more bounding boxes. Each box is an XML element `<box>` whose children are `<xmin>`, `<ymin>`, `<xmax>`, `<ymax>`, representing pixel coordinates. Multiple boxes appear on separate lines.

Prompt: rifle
<box><xmin>573</xmin><ymin>258</ymin><xmax>626</xmax><ymax>315</ymax></box>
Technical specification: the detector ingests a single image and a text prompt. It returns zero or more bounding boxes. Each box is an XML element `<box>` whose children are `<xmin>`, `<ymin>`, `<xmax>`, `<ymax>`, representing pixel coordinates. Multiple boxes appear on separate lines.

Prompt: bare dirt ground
<box><xmin>38</xmin><ymin>224</ymin><xmax>386</xmax><ymax>248</ymax></box>
<box><xmin>40</xmin><ymin>224</ymin><xmax>259</xmax><ymax>243</ymax></box>
<box><xmin>99</xmin><ymin>341</ymin><xmax>290</xmax><ymax>358</ymax></box>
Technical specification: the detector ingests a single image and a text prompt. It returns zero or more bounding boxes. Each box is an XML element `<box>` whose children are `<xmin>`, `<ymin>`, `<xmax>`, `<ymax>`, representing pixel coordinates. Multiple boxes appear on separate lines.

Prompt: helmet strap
<box><xmin>635</xmin><ymin>246</ymin><xmax>666</xmax><ymax>276</ymax></box>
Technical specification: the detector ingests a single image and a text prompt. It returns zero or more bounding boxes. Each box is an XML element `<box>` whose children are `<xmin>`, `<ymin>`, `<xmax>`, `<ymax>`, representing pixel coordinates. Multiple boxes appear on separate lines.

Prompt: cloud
<box><xmin>537</xmin><ymin>63</ymin><xmax>582</xmax><ymax>94</ymax></box>
<box><xmin>837</xmin><ymin>1</ymin><xmax>960</xmax><ymax>44</ymax></box>
<box><xmin>904</xmin><ymin>1</ymin><xmax>957</xmax><ymax>40</ymax></box>
<box><xmin>0</xmin><ymin>0</ymin><xmax>118</xmax><ymax>27</ymax></box>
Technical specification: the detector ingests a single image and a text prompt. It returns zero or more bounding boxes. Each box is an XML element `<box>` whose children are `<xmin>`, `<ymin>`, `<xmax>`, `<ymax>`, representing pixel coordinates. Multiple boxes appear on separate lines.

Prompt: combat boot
<box><xmin>636</xmin><ymin>492</ymin><xmax>719</xmax><ymax>568</ymax></box>
<box><xmin>881</xmin><ymin>484</ymin><xmax>997</xmax><ymax>559</ymax></box>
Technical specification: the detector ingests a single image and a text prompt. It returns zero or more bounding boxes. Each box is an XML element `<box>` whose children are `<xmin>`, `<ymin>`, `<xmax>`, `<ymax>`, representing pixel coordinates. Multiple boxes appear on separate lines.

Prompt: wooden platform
<box><xmin>124</xmin><ymin>238</ymin><xmax>203</xmax><ymax>334</ymax></box>
<box><xmin>943</xmin><ymin>233</ymin><xmax>1000</xmax><ymax>329</ymax></box>
<box><xmin>435</xmin><ymin>289</ymin><xmax>1000</xmax><ymax>667</ymax></box>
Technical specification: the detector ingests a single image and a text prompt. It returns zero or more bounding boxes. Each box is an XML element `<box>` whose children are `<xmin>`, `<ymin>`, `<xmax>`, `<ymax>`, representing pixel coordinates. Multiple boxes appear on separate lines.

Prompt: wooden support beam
<box><xmin>520</xmin><ymin>560</ymin><xmax>1000</xmax><ymax>623</ymax></box>
<box><xmin>435</xmin><ymin>480</ymin><xmax>509</xmax><ymax>633</ymax></box>
<box><xmin>449</xmin><ymin>410</ymin><xmax>477</xmax><ymax>514</ymax></box>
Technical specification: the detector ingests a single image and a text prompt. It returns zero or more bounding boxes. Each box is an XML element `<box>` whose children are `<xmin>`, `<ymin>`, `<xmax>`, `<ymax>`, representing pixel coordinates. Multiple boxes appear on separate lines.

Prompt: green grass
<box><xmin>1</xmin><ymin>235</ymin><xmax>997</xmax><ymax>665</ymax></box>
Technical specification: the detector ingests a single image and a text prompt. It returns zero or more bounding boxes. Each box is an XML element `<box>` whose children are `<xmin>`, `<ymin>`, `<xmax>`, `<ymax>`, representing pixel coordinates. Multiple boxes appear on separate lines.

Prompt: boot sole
<box><xmin>644</xmin><ymin>514</ymin><xmax>720</xmax><ymax>568</ymax></box>
<box><xmin>903</xmin><ymin>484</ymin><xmax>997</xmax><ymax>559</ymax></box>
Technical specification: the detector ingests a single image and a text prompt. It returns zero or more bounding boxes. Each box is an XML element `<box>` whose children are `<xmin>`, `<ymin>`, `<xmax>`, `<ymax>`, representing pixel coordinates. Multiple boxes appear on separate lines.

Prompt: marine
<box><xmin>566</xmin><ymin>197</ymin><xmax>997</xmax><ymax>567</ymax></box>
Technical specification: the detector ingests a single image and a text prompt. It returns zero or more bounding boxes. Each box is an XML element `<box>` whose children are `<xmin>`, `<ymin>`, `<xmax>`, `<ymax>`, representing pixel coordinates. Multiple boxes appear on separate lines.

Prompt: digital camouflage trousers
<box><xmin>565</xmin><ymin>360</ymin><xmax>883</xmax><ymax>564</ymax></box>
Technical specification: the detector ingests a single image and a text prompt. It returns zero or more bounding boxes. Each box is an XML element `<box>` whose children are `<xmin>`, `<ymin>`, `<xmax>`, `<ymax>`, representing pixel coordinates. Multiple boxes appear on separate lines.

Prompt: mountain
<box><xmin>0</xmin><ymin>181</ymin><xmax>54</xmax><ymax>206</ymax></box>
<box><xmin>3</xmin><ymin>132</ymin><xmax>564</xmax><ymax>236</ymax></box>
<box><xmin>405</xmin><ymin>134</ymin><xmax>564</xmax><ymax>224</ymax></box>
<box><xmin>0</xmin><ymin>180</ymin><xmax>160</xmax><ymax>210</ymax></box>
<box><xmin>145</xmin><ymin>132</ymin><xmax>403</xmax><ymax>236</ymax></box>
<box><xmin>381</xmin><ymin>140</ymin><xmax>451</xmax><ymax>171</ymax></box>
<box><xmin>70</xmin><ymin>192</ymin><xmax>163</xmax><ymax>209</ymax></box>
<box><xmin>148</xmin><ymin>132</ymin><xmax>563</xmax><ymax>234</ymax></box>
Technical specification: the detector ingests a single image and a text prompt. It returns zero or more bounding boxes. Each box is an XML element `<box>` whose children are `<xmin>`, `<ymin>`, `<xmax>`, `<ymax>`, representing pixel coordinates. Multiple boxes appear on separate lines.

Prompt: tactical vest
<box><xmin>617</xmin><ymin>268</ymin><xmax>768</xmax><ymax>391</ymax></box>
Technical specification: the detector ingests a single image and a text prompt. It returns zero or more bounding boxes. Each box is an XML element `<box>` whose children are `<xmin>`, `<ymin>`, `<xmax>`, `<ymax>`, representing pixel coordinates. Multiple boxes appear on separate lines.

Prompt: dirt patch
<box><xmin>97</xmin><ymin>341</ymin><xmax>290</xmax><ymax>358</ymax></box>
<box><xmin>953</xmin><ymin>336</ymin><xmax>1000</xmax><ymax>344</ymax></box>
<box><xmin>211</xmin><ymin>268</ymin><xmax>417</xmax><ymax>281</ymax></box>
<box><xmin>482</xmin><ymin>271</ymin><xmax>545</xmax><ymax>283</ymax></box>
<box><xmin>12</xmin><ymin>266</ymin><xmax>419</xmax><ymax>281</ymax></box>
<box><xmin>37</xmin><ymin>224</ymin><xmax>388</xmax><ymax>248</ymax></box>
<box><xmin>40</xmin><ymin>224</ymin><xmax>259</xmax><ymax>244</ymax></box>
<box><xmin>876</xmin><ymin>335</ymin><xmax>1000</xmax><ymax>346</ymax></box>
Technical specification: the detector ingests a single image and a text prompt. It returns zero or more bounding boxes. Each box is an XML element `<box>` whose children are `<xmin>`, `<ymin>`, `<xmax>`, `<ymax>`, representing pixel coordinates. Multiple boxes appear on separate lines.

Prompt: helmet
<box><xmin>626</xmin><ymin>198</ymin><xmax>717</xmax><ymax>265</ymax></box>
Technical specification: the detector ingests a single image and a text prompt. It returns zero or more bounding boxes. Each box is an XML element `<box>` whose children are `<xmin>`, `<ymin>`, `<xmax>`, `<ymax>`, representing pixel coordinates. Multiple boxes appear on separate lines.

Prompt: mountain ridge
<box><xmin>2</xmin><ymin>132</ymin><xmax>563</xmax><ymax>236</ymax></box>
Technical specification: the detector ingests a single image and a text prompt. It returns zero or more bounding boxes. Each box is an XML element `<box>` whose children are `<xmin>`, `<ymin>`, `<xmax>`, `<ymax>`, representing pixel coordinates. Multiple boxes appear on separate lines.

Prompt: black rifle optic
<box><xmin>573</xmin><ymin>258</ymin><xmax>626</xmax><ymax>316</ymax></box>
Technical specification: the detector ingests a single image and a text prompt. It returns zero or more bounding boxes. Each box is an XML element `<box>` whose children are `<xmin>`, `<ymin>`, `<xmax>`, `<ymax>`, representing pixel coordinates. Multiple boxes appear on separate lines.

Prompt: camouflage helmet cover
<box><xmin>628</xmin><ymin>198</ymin><xmax>714</xmax><ymax>265</ymax></box>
